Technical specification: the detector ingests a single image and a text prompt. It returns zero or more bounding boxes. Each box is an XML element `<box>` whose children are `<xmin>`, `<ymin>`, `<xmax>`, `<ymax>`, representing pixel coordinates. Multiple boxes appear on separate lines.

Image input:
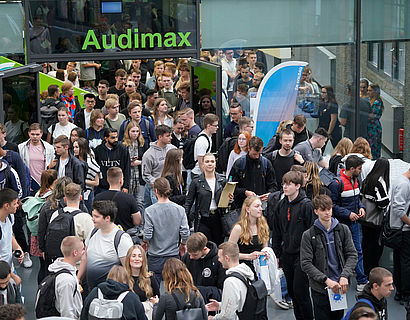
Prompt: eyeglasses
<box><xmin>126</xmin><ymin>85</ymin><xmax>134</xmax><ymax>88</ymax></box>
<box><xmin>210</xmin><ymin>124</ymin><xmax>219</xmax><ymax>127</ymax></box>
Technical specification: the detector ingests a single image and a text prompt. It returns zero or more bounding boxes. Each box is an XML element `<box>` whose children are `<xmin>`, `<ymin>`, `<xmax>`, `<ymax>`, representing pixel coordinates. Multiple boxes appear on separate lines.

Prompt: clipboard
<box><xmin>218</xmin><ymin>182</ymin><xmax>237</xmax><ymax>208</ymax></box>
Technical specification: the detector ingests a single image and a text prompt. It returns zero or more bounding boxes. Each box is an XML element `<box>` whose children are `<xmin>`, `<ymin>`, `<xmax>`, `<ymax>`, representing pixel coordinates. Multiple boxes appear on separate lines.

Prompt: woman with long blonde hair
<box><xmin>154</xmin><ymin>258</ymin><xmax>207</xmax><ymax>320</ymax></box>
<box><xmin>329</xmin><ymin>137</ymin><xmax>353</xmax><ymax>175</ymax></box>
<box><xmin>125</xmin><ymin>245</ymin><xmax>160</xmax><ymax>319</ymax></box>
<box><xmin>81</xmin><ymin>265</ymin><xmax>146</xmax><ymax>320</ymax></box>
<box><xmin>304</xmin><ymin>161</ymin><xmax>330</xmax><ymax>200</ymax></box>
<box><xmin>228</xmin><ymin>196</ymin><xmax>269</xmax><ymax>274</ymax></box>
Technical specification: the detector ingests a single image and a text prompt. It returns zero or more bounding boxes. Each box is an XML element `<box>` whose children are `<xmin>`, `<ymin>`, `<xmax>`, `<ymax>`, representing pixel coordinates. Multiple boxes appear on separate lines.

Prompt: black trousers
<box><xmin>198</xmin><ymin>212</ymin><xmax>224</xmax><ymax>246</ymax></box>
<box><xmin>394</xmin><ymin>231</ymin><xmax>410</xmax><ymax>298</ymax></box>
<box><xmin>281</xmin><ymin>253</ymin><xmax>313</xmax><ymax>320</ymax></box>
<box><xmin>362</xmin><ymin>225</ymin><xmax>384</xmax><ymax>276</ymax></box>
<box><xmin>12</xmin><ymin>209</ymin><xmax>29</xmax><ymax>253</ymax></box>
<box><xmin>311</xmin><ymin>289</ymin><xmax>344</xmax><ymax>320</ymax></box>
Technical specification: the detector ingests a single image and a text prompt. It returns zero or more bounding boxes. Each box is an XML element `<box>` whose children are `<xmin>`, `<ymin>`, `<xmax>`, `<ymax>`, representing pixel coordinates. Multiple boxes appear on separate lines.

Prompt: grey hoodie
<box><xmin>390</xmin><ymin>174</ymin><xmax>410</xmax><ymax>231</ymax></box>
<box><xmin>141</xmin><ymin>142</ymin><xmax>176</xmax><ymax>187</ymax></box>
<box><xmin>47</xmin><ymin>258</ymin><xmax>83</xmax><ymax>320</ymax></box>
<box><xmin>213</xmin><ymin>263</ymin><xmax>254</xmax><ymax>320</ymax></box>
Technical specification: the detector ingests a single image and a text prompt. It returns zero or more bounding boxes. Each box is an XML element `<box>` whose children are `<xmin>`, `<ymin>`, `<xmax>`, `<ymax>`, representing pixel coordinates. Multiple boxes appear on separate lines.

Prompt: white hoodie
<box><xmin>47</xmin><ymin>258</ymin><xmax>83</xmax><ymax>320</ymax></box>
<box><xmin>213</xmin><ymin>263</ymin><xmax>254</xmax><ymax>320</ymax></box>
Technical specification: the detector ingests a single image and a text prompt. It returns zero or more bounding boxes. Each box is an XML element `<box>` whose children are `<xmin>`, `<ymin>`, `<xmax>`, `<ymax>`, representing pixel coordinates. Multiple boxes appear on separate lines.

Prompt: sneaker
<box><xmin>286</xmin><ymin>300</ymin><xmax>294</xmax><ymax>309</ymax></box>
<box><xmin>356</xmin><ymin>282</ymin><xmax>367</xmax><ymax>293</ymax></box>
<box><xmin>23</xmin><ymin>252</ymin><xmax>32</xmax><ymax>268</ymax></box>
<box><xmin>275</xmin><ymin>300</ymin><xmax>290</xmax><ymax>310</ymax></box>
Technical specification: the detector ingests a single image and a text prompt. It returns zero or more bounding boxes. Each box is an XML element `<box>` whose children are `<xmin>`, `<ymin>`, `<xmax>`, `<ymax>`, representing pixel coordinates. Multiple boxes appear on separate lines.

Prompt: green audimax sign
<box><xmin>82</xmin><ymin>29</ymin><xmax>192</xmax><ymax>50</ymax></box>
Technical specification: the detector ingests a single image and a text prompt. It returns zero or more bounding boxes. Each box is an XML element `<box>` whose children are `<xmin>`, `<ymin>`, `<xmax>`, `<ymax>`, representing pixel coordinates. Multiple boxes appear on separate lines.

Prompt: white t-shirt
<box><xmin>85</xmin><ymin>226</ymin><xmax>133</xmax><ymax>287</ymax></box>
<box><xmin>192</xmin><ymin>132</ymin><xmax>212</xmax><ymax>175</ymax></box>
<box><xmin>206</xmin><ymin>177</ymin><xmax>218</xmax><ymax>210</ymax></box>
<box><xmin>48</xmin><ymin>122</ymin><xmax>77</xmax><ymax>140</ymax></box>
<box><xmin>84</xmin><ymin>109</ymin><xmax>92</xmax><ymax>129</ymax></box>
<box><xmin>58</xmin><ymin>157</ymin><xmax>69</xmax><ymax>178</ymax></box>
<box><xmin>0</xmin><ymin>215</ymin><xmax>14</xmax><ymax>269</ymax></box>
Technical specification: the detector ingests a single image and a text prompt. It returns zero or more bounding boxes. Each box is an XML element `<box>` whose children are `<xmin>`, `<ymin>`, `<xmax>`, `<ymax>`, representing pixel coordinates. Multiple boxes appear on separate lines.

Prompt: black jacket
<box><xmin>54</xmin><ymin>153</ymin><xmax>86</xmax><ymax>189</ymax></box>
<box><xmin>182</xmin><ymin>241</ymin><xmax>226</xmax><ymax>299</ymax></box>
<box><xmin>165</xmin><ymin>175</ymin><xmax>186</xmax><ymax>206</ymax></box>
<box><xmin>94</xmin><ymin>142</ymin><xmax>131</xmax><ymax>190</ymax></box>
<box><xmin>230</xmin><ymin>154</ymin><xmax>277</xmax><ymax>208</ymax></box>
<box><xmin>73</xmin><ymin>108</ymin><xmax>90</xmax><ymax>130</ymax></box>
<box><xmin>185</xmin><ymin>173</ymin><xmax>226</xmax><ymax>226</ymax></box>
<box><xmin>352</xmin><ymin>284</ymin><xmax>388</xmax><ymax>320</ymax></box>
<box><xmin>81</xmin><ymin>279</ymin><xmax>146</xmax><ymax>320</ymax></box>
<box><xmin>272</xmin><ymin>190</ymin><xmax>314</xmax><ymax>257</ymax></box>
<box><xmin>300</xmin><ymin>221</ymin><xmax>358</xmax><ymax>294</ymax></box>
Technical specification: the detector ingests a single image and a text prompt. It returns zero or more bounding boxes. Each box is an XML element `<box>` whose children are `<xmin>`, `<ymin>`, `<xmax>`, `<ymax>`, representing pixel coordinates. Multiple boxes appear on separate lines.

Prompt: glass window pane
<box><xmin>398</xmin><ymin>41</ymin><xmax>405</xmax><ymax>83</ymax></box>
<box><xmin>0</xmin><ymin>3</ymin><xmax>24</xmax><ymax>54</ymax></box>
<box><xmin>383</xmin><ymin>42</ymin><xmax>393</xmax><ymax>76</ymax></box>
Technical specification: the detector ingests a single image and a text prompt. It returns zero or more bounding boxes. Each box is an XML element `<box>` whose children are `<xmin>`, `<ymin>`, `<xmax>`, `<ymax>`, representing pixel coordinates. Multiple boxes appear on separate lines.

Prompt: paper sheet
<box><xmin>327</xmin><ymin>288</ymin><xmax>348</xmax><ymax>311</ymax></box>
<box><xmin>218</xmin><ymin>182</ymin><xmax>237</xmax><ymax>208</ymax></box>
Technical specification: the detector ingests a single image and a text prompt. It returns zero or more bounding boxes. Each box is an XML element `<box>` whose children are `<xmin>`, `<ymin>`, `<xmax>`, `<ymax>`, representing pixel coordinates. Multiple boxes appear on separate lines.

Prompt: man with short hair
<box><xmin>142</xmin><ymin>125</ymin><xmax>176</xmax><ymax>206</ymax></box>
<box><xmin>206</xmin><ymin>242</ymin><xmax>256</xmax><ymax>320</ymax></box>
<box><xmin>272</xmin><ymin>171</ymin><xmax>315</xmax><ymax>320</ymax></box>
<box><xmin>191</xmin><ymin>114</ymin><xmax>219</xmax><ymax>178</ymax></box>
<box><xmin>95</xmin><ymin>80</ymin><xmax>109</xmax><ymax>109</ymax></box>
<box><xmin>50</xmin><ymin>135</ymin><xmax>86</xmax><ymax>189</ymax></box>
<box><xmin>171</xmin><ymin>117</ymin><xmax>185</xmax><ymax>149</ymax></box>
<box><xmin>182</xmin><ymin>232</ymin><xmax>225</xmax><ymax>303</ymax></box>
<box><xmin>142</xmin><ymin>89</ymin><xmax>158</xmax><ymax>117</ymax></box>
<box><xmin>176</xmin><ymin>81</ymin><xmax>191</xmax><ymax>111</ymax></box>
<box><xmin>269</xmin><ymin>128</ymin><xmax>305</xmax><ymax>187</ymax></box>
<box><xmin>78</xmin><ymin>200</ymin><xmax>133</xmax><ymax>290</ymax></box>
<box><xmin>41</xmin><ymin>85</ymin><xmax>66</xmax><ymax>133</ymax></box>
<box><xmin>349</xmin><ymin>267</ymin><xmax>394</xmax><ymax>320</ymax></box>
<box><xmin>329</xmin><ymin>155</ymin><xmax>368</xmax><ymax>292</ymax></box>
<box><xmin>0</xmin><ymin>303</ymin><xmax>26</xmax><ymax>320</ymax></box>
<box><xmin>104</xmin><ymin>98</ymin><xmax>126</xmax><ymax>132</ymax></box>
<box><xmin>249</xmin><ymin>72</ymin><xmax>264</xmax><ymax>93</ymax></box>
<box><xmin>238</xmin><ymin>116</ymin><xmax>254</xmax><ymax>134</ymax></box>
<box><xmin>143</xmin><ymin>177</ymin><xmax>189</xmax><ymax>283</ymax></box>
<box><xmin>108</xmin><ymin>68</ymin><xmax>127</xmax><ymax>96</ymax></box>
<box><xmin>0</xmin><ymin>124</ymin><xmax>18</xmax><ymax>153</ymax></box>
<box><xmin>247</xmin><ymin>51</ymin><xmax>258</xmax><ymax>75</ymax></box>
<box><xmin>130</xmin><ymin>68</ymin><xmax>149</xmax><ymax>98</ymax></box>
<box><xmin>94</xmin><ymin>128</ymin><xmax>131</xmax><ymax>192</ymax></box>
<box><xmin>18</xmin><ymin>123</ymin><xmax>55</xmax><ymax>192</ymax></box>
<box><xmin>221</xmin><ymin>49</ymin><xmax>237</xmax><ymax>103</ymax></box>
<box><xmin>159</xmin><ymin>72</ymin><xmax>178</xmax><ymax>114</ymax></box>
<box><xmin>95</xmin><ymin>167</ymin><xmax>142</xmax><ymax>231</ymax></box>
<box><xmin>0</xmin><ymin>260</ymin><xmax>21</xmax><ymax>305</ymax></box>
<box><xmin>294</xmin><ymin>127</ymin><xmax>329</xmax><ymax>169</ymax></box>
<box><xmin>235</xmin><ymin>84</ymin><xmax>250</xmax><ymax>117</ymax></box>
<box><xmin>44</xmin><ymin>236</ymin><xmax>84</xmax><ymax>319</ymax></box>
<box><xmin>233</xmin><ymin>65</ymin><xmax>252</xmax><ymax>93</ymax></box>
<box><xmin>119</xmin><ymin>80</ymin><xmax>137</xmax><ymax>111</ymax></box>
<box><xmin>230</xmin><ymin>136</ymin><xmax>277</xmax><ymax>208</ymax></box>
<box><xmin>74</xmin><ymin>93</ymin><xmax>96</xmax><ymax>130</ymax></box>
<box><xmin>223</xmin><ymin>103</ymin><xmax>242</xmax><ymax>139</ymax></box>
<box><xmin>300</xmin><ymin>195</ymin><xmax>358</xmax><ymax>320</ymax></box>
<box><xmin>180</xmin><ymin>108</ymin><xmax>201</xmax><ymax>137</ymax></box>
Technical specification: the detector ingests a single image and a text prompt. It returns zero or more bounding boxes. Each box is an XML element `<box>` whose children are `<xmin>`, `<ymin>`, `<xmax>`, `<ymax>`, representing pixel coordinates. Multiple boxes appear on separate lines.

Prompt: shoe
<box><xmin>356</xmin><ymin>282</ymin><xmax>367</xmax><ymax>293</ymax></box>
<box><xmin>23</xmin><ymin>252</ymin><xmax>32</xmax><ymax>268</ymax></box>
<box><xmin>286</xmin><ymin>300</ymin><xmax>294</xmax><ymax>309</ymax></box>
<box><xmin>275</xmin><ymin>300</ymin><xmax>290</xmax><ymax>310</ymax></box>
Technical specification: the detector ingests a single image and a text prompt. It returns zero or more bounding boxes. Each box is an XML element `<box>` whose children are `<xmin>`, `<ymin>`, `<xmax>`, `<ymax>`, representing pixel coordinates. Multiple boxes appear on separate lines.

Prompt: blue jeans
<box><xmin>349</xmin><ymin>222</ymin><xmax>368</xmax><ymax>285</ymax></box>
<box><xmin>84</xmin><ymin>190</ymin><xmax>94</xmax><ymax>214</ymax></box>
<box><xmin>144</xmin><ymin>184</ymin><xmax>157</xmax><ymax>208</ymax></box>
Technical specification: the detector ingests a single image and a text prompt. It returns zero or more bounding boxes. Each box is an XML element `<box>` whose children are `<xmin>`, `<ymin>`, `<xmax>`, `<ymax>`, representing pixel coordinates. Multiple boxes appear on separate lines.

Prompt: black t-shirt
<box><xmin>271</xmin><ymin>151</ymin><xmax>297</xmax><ymax>188</ymax></box>
<box><xmin>95</xmin><ymin>97</ymin><xmax>105</xmax><ymax>109</ymax></box>
<box><xmin>95</xmin><ymin>190</ymin><xmax>140</xmax><ymax>230</ymax></box>
<box><xmin>108</xmin><ymin>86</ymin><xmax>125</xmax><ymax>97</ymax></box>
<box><xmin>318</xmin><ymin>102</ymin><xmax>340</xmax><ymax>130</ymax></box>
<box><xmin>132</xmin><ymin>275</ymin><xmax>160</xmax><ymax>302</ymax></box>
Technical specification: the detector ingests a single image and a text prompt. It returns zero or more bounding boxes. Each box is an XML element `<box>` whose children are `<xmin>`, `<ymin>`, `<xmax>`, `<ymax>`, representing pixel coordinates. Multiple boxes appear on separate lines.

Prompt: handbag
<box><xmin>220</xmin><ymin>209</ymin><xmax>241</xmax><ymax>237</ymax></box>
<box><xmin>171</xmin><ymin>292</ymin><xmax>204</xmax><ymax>320</ymax></box>
<box><xmin>359</xmin><ymin>196</ymin><xmax>384</xmax><ymax>228</ymax></box>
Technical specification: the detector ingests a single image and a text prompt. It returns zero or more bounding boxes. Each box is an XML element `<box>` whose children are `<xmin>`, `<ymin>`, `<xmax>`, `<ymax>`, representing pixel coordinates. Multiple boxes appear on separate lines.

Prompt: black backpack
<box><xmin>40</xmin><ymin>100</ymin><xmax>60</xmax><ymax>136</ymax></box>
<box><xmin>182</xmin><ymin>133</ymin><xmax>210</xmax><ymax>170</ymax></box>
<box><xmin>228</xmin><ymin>272</ymin><xmax>268</xmax><ymax>320</ymax></box>
<box><xmin>45</xmin><ymin>208</ymin><xmax>83</xmax><ymax>260</ymax></box>
<box><xmin>35</xmin><ymin>268</ymin><xmax>76</xmax><ymax>318</ymax></box>
<box><xmin>216</xmin><ymin>137</ymin><xmax>237</xmax><ymax>174</ymax></box>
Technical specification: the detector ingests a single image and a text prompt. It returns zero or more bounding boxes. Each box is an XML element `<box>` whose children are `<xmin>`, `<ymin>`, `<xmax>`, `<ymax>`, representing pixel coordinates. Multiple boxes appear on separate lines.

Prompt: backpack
<box><xmin>40</xmin><ymin>100</ymin><xmax>60</xmax><ymax>135</ymax></box>
<box><xmin>216</xmin><ymin>137</ymin><xmax>237</xmax><ymax>174</ymax></box>
<box><xmin>35</xmin><ymin>268</ymin><xmax>76</xmax><ymax>318</ymax></box>
<box><xmin>182</xmin><ymin>133</ymin><xmax>211</xmax><ymax>170</ymax></box>
<box><xmin>45</xmin><ymin>208</ymin><xmax>83</xmax><ymax>259</ymax></box>
<box><xmin>238</xmin><ymin>155</ymin><xmax>268</xmax><ymax>179</ymax></box>
<box><xmin>342</xmin><ymin>298</ymin><xmax>375</xmax><ymax>320</ymax></box>
<box><xmin>171</xmin><ymin>292</ymin><xmax>203</xmax><ymax>320</ymax></box>
<box><xmin>88</xmin><ymin>288</ymin><xmax>129</xmax><ymax>320</ymax></box>
<box><xmin>228</xmin><ymin>272</ymin><xmax>268</xmax><ymax>320</ymax></box>
<box><xmin>89</xmin><ymin>227</ymin><xmax>125</xmax><ymax>255</ymax></box>
<box><xmin>22</xmin><ymin>190</ymin><xmax>52</xmax><ymax>236</ymax></box>
<box><xmin>381</xmin><ymin>204</ymin><xmax>405</xmax><ymax>250</ymax></box>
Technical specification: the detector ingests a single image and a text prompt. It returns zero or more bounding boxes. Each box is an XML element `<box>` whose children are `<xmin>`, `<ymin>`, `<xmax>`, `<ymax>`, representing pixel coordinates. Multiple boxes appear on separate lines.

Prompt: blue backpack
<box><xmin>342</xmin><ymin>298</ymin><xmax>375</xmax><ymax>320</ymax></box>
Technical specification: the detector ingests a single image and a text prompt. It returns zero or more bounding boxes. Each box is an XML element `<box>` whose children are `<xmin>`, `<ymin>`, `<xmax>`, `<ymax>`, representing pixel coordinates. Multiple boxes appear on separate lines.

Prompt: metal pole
<box><xmin>354</xmin><ymin>0</ymin><xmax>361</xmax><ymax>139</ymax></box>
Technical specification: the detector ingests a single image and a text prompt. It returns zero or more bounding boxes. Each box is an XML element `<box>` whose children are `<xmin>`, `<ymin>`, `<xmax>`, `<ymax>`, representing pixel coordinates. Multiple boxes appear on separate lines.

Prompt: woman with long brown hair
<box><xmin>226</xmin><ymin>131</ymin><xmax>251</xmax><ymax>178</ymax></box>
<box><xmin>125</xmin><ymin>245</ymin><xmax>160</xmax><ymax>320</ymax></box>
<box><xmin>161</xmin><ymin>149</ymin><xmax>185</xmax><ymax>206</ymax></box>
<box><xmin>228</xmin><ymin>195</ymin><xmax>269</xmax><ymax>274</ymax></box>
<box><xmin>304</xmin><ymin>161</ymin><xmax>330</xmax><ymax>201</ymax></box>
<box><xmin>153</xmin><ymin>258</ymin><xmax>207</xmax><ymax>320</ymax></box>
<box><xmin>367</xmin><ymin>84</ymin><xmax>384</xmax><ymax>159</ymax></box>
<box><xmin>153</xmin><ymin>98</ymin><xmax>173</xmax><ymax>127</ymax></box>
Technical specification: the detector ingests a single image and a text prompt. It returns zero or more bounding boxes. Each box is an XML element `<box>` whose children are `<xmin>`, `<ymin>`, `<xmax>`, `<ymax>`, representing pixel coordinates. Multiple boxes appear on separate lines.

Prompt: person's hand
<box><xmin>48</xmin><ymin>159</ymin><xmax>58</xmax><ymax>169</ymax></box>
<box><xmin>10</xmin><ymin>273</ymin><xmax>21</xmax><ymax>286</ymax></box>
<box><xmin>96</xmin><ymin>64</ymin><xmax>101</xmax><ymax>69</ymax></box>
<box><xmin>259</xmin><ymin>193</ymin><xmax>269</xmax><ymax>202</ymax></box>
<box><xmin>245</xmin><ymin>190</ymin><xmax>256</xmax><ymax>197</ymax></box>
<box><xmin>325</xmin><ymin>278</ymin><xmax>341</xmax><ymax>293</ymax></box>
<box><xmin>179</xmin><ymin>243</ymin><xmax>187</xmax><ymax>256</ymax></box>
<box><xmin>349</xmin><ymin>212</ymin><xmax>360</xmax><ymax>221</ymax></box>
<box><xmin>294</xmin><ymin>152</ymin><xmax>304</xmax><ymax>164</ymax></box>
<box><xmin>339</xmin><ymin>277</ymin><xmax>349</xmax><ymax>294</ymax></box>
<box><xmin>150</xmin><ymin>295</ymin><xmax>159</xmax><ymax>304</ymax></box>
<box><xmin>358</xmin><ymin>208</ymin><xmax>366</xmax><ymax>218</ymax></box>
<box><xmin>208</xmin><ymin>316</ymin><xmax>214</xmax><ymax>320</ymax></box>
<box><xmin>206</xmin><ymin>299</ymin><xmax>219</xmax><ymax>312</ymax></box>
<box><xmin>228</xmin><ymin>193</ymin><xmax>234</xmax><ymax>202</ymax></box>
<box><xmin>142</xmin><ymin>241</ymin><xmax>149</xmax><ymax>252</ymax></box>
<box><xmin>248</xmin><ymin>251</ymin><xmax>265</xmax><ymax>260</ymax></box>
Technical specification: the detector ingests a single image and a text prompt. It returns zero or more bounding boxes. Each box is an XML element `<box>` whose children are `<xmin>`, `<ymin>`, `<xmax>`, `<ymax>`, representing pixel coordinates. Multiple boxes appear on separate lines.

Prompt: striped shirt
<box><xmin>85</xmin><ymin>155</ymin><xmax>100</xmax><ymax>200</ymax></box>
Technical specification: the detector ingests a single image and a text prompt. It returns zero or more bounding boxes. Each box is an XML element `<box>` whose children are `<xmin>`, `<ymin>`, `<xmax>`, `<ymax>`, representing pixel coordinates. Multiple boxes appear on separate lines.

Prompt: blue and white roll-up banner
<box><xmin>254</xmin><ymin>61</ymin><xmax>308</xmax><ymax>145</ymax></box>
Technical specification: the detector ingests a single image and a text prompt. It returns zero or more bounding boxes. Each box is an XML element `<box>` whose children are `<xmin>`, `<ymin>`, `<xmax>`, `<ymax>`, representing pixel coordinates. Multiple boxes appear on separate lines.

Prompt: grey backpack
<box><xmin>88</xmin><ymin>288</ymin><xmax>129</xmax><ymax>320</ymax></box>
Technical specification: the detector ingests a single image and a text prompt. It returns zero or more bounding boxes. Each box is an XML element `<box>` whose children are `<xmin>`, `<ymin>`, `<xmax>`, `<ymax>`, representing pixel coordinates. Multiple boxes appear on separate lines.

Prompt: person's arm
<box><xmin>328</xmin><ymin>180</ymin><xmax>352</xmax><ymax>221</ymax></box>
<box><xmin>55</xmin><ymin>275</ymin><xmax>79</xmax><ymax>318</ymax></box>
<box><xmin>184</xmin><ymin>178</ymin><xmax>197</xmax><ymax>225</ymax></box>
<box><xmin>212</xmin><ymin>279</ymin><xmax>241</xmax><ymax>320</ymax></box>
<box><xmin>153</xmin><ymin>294</ymin><xmax>167</xmax><ymax>320</ymax></box>
<box><xmin>340</xmin><ymin>118</ymin><xmax>347</xmax><ymax>126</ymax></box>
<box><xmin>228</xmin><ymin>225</ymin><xmax>261</xmax><ymax>261</ymax></box>
<box><xmin>328</xmin><ymin>113</ymin><xmax>337</xmax><ymax>135</ymax></box>
<box><xmin>77</xmin><ymin>249</ymin><xmax>87</xmax><ymax>282</ymax></box>
<box><xmin>122</xmin><ymin>148</ymin><xmax>131</xmax><ymax>190</ymax></box>
<box><xmin>12</xmin><ymin>236</ymin><xmax>23</xmax><ymax>264</ymax></box>
<box><xmin>143</xmin><ymin>209</ymin><xmax>153</xmax><ymax>242</ymax></box>
<box><xmin>265</xmin><ymin>161</ymin><xmax>278</xmax><ymax>193</ymax></box>
<box><xmin>318</xmin><ymin>158</ymin><xmax>329</xmax><ymax>169</ymax></box>
<box><xmin>197</xmin><ymin>155</ymin><xmax>205</xmax><ymax>172</ymax></box>
<box><xmin>132</xmin><ymin>212</ymin><xmax>142</xmax><ymax>226</ymax></box>
<box><xmin>47</xmin><ymin>132</ymin><xmax>52</xmax><ymax>144</ymax></box>
<box><xmin>142</xmin><ymin>153</ymin><xmax>155</xmax><ymax>187</ymax></box>
<box><xmin>86</xmin><ymin>174</ymin><xmax>99</xmax><ymax>187</ymax></box>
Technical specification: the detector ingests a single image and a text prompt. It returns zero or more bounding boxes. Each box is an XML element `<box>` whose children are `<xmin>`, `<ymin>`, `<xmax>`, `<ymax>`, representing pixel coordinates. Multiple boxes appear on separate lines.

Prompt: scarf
<box><xmin>61</xmin><ymin>94</ymin><xmax>76</xmax><ymax>122</ymax></box>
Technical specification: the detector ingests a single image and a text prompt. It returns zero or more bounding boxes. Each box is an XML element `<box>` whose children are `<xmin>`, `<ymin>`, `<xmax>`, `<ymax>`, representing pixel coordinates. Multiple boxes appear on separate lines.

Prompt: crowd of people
<box><xmin>0</xmin><ymin>51</ymin><xmax>404</xmax><ymax>320</ymax></box>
